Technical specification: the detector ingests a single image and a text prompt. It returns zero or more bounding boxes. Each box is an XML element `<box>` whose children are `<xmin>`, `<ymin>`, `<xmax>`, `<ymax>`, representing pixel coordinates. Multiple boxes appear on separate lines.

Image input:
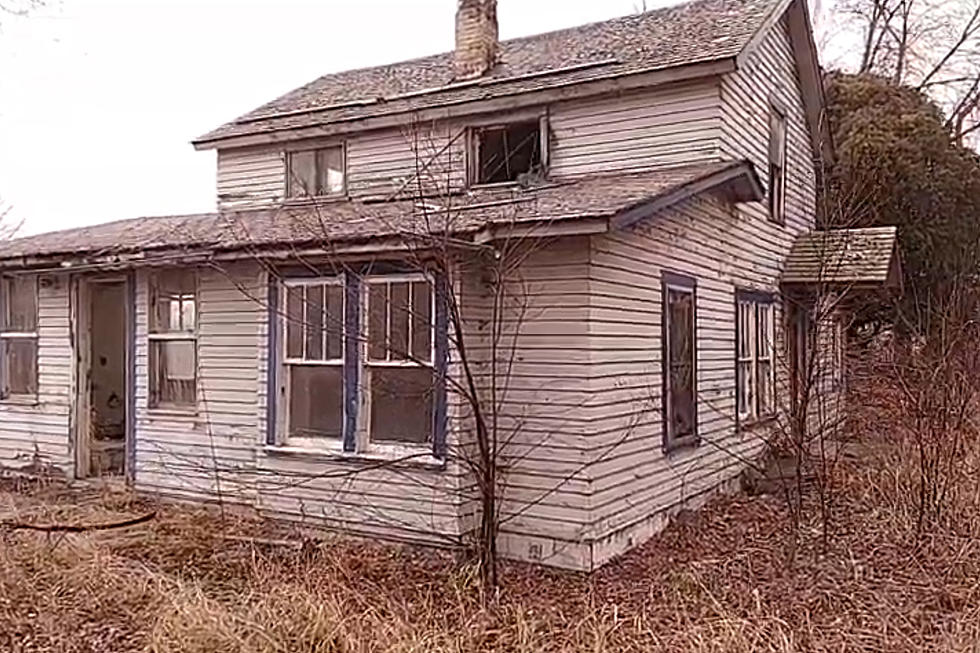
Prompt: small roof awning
<box><xmin>782</xmin><ymin>226</ymin><xmax>901</xmax><ymax>288</ymax></box>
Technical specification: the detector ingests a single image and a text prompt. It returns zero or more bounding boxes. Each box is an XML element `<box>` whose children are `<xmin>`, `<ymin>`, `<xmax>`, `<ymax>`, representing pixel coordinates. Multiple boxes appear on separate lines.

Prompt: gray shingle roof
<box><xmin>0</xmin><ymin>161</ymin><xmax>753</xmax><ymax>266</ymax></box>
<box><xmin>782</xmin><ymin>227</ymin><xmax>900</xmax><ymax>286</ymax></box>
<box><xmin>195</xmin><ymin>0</ymin><xmax>778</xmax><ymax>146</ymax></box>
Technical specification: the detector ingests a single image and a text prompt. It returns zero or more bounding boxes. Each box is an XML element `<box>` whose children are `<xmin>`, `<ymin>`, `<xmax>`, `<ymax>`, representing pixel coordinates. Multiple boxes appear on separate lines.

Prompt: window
<box><xmin>662</xmin><ymin>273</ymin><xmax>697</xmax><ymax>450</ymax></box>
<box><xmin>283</xmin><ymin>278</ymin><xmax>345</xmax><ymax>441</ymax></box>
<box><xmin>0</xmin><ymin>275</ymin><xmax>38</xmax><ymax>399</ymax></box>
<box><xmin>736</xmin><ymin>291</ymin><xmax>776</xmax><ymax>424</ymax></box>
<box><xmin>472</xmin><ymin>120</ymin><xmax>543</xmax><ymax>184</ymax></box>
<box><xmin>148</xmin><ymin>271</ymin><xmax>197</xmax><ymax>409</ymax></box>
<box><xmin>366</xmin><ymin>277</ymin><xmax>435</xmax><ymax>444</ymax></box>
<box><xmin>286</xmin><ymin>145</ymin><xmax>345</xmax><ymax>198</ymax></box>
<box><xmin>277</xmin><ymin>271</ymin><xmax>444</xmax><ymax>453</ymax></box>
<box><xmin>832</xmin><ymin>317</ymin><xmax>845</xmax><ymax>390</ymax></box>
<box><xmin>768</xmin><ymin>105</ymin><xmax>788</xmax><ymax>224</ymax></box>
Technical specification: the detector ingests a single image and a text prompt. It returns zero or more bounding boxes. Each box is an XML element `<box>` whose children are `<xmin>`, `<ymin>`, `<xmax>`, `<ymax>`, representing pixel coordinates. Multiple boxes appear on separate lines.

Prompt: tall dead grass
<box><xmin>3</xmin><ymin>373</ymin><xmax>980</xmax><ymax>652</ymax></box>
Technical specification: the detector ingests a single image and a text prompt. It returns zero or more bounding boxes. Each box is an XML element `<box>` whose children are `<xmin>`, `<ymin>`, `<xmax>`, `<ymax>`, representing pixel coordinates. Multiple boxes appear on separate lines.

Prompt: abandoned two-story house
<box><xmin>0</xmin><ymin>0</ymin><xmax>899</xmax><ymax>570</ymax></box>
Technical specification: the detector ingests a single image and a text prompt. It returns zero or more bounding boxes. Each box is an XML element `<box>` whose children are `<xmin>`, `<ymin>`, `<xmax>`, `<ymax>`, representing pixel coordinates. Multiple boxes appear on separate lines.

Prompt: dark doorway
<box><xmin>77</xmin><ymin>280</ymin><xmax>127</xmax><ymax>478</ymax></box>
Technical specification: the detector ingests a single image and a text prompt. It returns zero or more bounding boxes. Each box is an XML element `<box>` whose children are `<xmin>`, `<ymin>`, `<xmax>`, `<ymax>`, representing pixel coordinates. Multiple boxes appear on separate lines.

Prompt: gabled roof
<box><xmin>782</xmin><ymin>226</ymin><xmax>901</xmax><ymax>287</ymax></box>
<box><xmin>194</xmin><ymin>0</ymin><xmax>780</xmax><ymax>148</ymax></box>
<box><xmin>0</xmin><ymin>161</ymin><xmax>761</xmax><ymax>269</ymax></box>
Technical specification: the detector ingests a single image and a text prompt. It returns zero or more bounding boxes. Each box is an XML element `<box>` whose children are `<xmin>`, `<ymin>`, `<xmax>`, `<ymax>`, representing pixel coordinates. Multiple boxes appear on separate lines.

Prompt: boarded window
<box><xmin>283</xmin><ymin>279</ymin><xmax>345</xmax><ymax>441</ymax></box>
<box><xmin>367</xmin><ymin>277</ymin><xmax>434</xmax><ymax>444</ymax></box>
<box><xmin>736</xmin><ymin>292</ymin><xmax>776</xmax><ymax>423</ymax></box>
<box><xmin>0</xmin><ymin>275</ymin><xmax>39</xmax><ymax>398</ymax></box>
<box><xmin>474</xmin><ymin>121</ymin><xmax>542</xmax><ymax>184</ymax></box>
<box><xmin>148</xmin><ymin>271</ymin><xmax>197</xmax><ymax>408</ymax></box>
<box><xmin>286</xmin><ymin>145</ymin><xmax>345</xmax><ymax>198</ymax></box>
<box><xmin>663</xmin><ymin>274</ymin><xmax>697</xmax><ymax>450</ymax></box>
<box><xmin>769</xmin><ymin>106</ymin><xmax>788</xmax><ymax>224</ymax></box>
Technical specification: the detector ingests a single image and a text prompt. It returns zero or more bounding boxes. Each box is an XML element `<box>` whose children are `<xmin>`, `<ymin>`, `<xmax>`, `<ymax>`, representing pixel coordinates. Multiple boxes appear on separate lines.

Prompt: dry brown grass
<box><xmin>3</xmin><ymin>384</ymin><xmax>980</xmax><ymax>652</ymax></box>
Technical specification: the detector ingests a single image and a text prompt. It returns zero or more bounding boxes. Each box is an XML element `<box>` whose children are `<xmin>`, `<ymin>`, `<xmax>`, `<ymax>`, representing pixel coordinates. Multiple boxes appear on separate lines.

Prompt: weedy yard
<box><xmin>2</xmin><ymin>381</ymin><xmax>980</xmax><ymax>653</ymax></box>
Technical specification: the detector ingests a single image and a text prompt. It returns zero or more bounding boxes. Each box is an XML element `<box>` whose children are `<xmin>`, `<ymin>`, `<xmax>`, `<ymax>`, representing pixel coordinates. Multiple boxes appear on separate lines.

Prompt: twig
<box><xmin>0</xmin><ymin>511</ymin><xmax>156</xmax><ymax>533</ymax></box>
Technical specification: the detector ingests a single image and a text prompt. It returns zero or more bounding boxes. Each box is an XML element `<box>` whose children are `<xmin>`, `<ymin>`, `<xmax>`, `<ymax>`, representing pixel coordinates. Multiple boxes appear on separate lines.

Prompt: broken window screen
<box><xmin>287</xmin><ymin>146</ymin><xmax>345</xmax><ymax>198</ymax></box>
<box><xmin>366</xmin><ymin>277</ymin><xmax>434</xmax><ymax>444</ymax></box>
<box><xmin>0</xmin><ymin>275</ymin><xmax>39</xmax><ymax>398</ymax></box>
<box><xmin>283</xmin><ymin>278</ymin><xmax>345</xmax><ymax>441</ymax></box>
<box><xmin>476</xmin><ymin>121</ymin><xmax>542</xmax><ymax>184</ymax></box>
<box><xmin>664</xmin><ymin>281</ymin><xmax>696</xmax><ymax>447</ymax></box>
<box><xmin>148</xmin><ymin>271</ymin><xmax>198</xmax><ymax>409</ymax></box>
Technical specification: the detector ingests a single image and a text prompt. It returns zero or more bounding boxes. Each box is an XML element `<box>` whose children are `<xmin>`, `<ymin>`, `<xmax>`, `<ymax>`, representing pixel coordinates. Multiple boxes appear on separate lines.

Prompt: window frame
<box><xmin>271</xmin><ymin>267</ymin><xmax>449</xmax><ymax>460</ymax></box>
<box><xmin>661</xmin><ymin>271</ymin><xmax>698</xmax><ymax>453</ymax></box>
<box><xmin>281</xmin><ymin>275</ymin><xmax>347</xmax><ymax>450</ymax></box>
<box><xmin>0</xmin><ymin>274</ymin><xmax>39</xmax><ymax>402</ymax></box>
<box><xmin>468</xmin><ymin>114</ymin><xmax>550</xmax><ymax>187</ymax></box>
<box><xmin>285</xmin><ymin>143</ymin><xmax>347</xmax><ymax>200</ymax></box>
<box><xmin>147</xmin><ymin>270</ymin><xmax>199</xmax><ymax>412</ymax></box>
<box><xmin>362</xmin><ymin>272</ymin><xmax>437</xmax><ymax>451</ymax></box>
<box><xmin>735</xmin><ymin>290</ymin><xmax>777</xmax><ymax>427</ymax></box>
<box><xmin>768</xmin><ymin>102</ymin><xmax>788</xmax><ymax>225</ymax></box>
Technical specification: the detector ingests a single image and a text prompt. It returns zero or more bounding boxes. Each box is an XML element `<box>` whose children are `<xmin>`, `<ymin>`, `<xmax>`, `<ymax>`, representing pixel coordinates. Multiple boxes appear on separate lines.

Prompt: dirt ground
<box><xmin>2</xmin><ymin>390</ymin><xmax>979</xmax><ymax>652</ymax></box>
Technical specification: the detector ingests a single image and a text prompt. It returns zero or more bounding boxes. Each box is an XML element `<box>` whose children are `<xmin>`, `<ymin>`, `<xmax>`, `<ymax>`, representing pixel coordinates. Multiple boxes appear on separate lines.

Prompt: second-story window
<box><xmin>287</xmin><ymin>145</ymin><xmax>345</xmax><ymax>198</ymax></box>
<box><xmin>473</xmin><ymin>120</ymin><xmax>543</xmax><ymax>184</ymax></box>
<box><xmin>768</xmin><ymin>105</ymin><xmax>788</xmax><ymax>224</ymax></box>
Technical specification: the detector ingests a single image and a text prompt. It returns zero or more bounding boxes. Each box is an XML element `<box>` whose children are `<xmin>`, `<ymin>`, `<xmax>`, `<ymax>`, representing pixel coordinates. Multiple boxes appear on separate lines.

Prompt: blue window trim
<box><xmin>343</xmin><ymin>274</ymin><xmax>360</xmax><ymax>453</ymax></box>
<box><xmin>432</xmin><ymin>272</ymin><xmax>449</xmax><ymax>459</ymax></box>
<box><xmin>265</xmin><ymin>275</ymin><xmax>280</xmax><ymax>446</ymax></box>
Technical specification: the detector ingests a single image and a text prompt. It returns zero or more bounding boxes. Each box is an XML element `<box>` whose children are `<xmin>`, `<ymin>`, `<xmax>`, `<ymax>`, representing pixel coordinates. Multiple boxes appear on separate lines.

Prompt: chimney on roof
<box><xmin>454</xmin><ymin>0</ymin><xmax>498</xmax><ymax>80</ymax></box>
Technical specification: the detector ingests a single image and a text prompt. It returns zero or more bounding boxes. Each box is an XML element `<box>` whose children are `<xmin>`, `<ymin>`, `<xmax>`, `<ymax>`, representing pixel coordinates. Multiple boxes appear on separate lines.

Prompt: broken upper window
<box><xmin>663</xmin><ymin>273</ymin><xmax>697</xmax><ymax>451</ymax></box>
<box><xmin>0</xmin><ymin>275</ymin><xmax>39</xmax><ymax>399</ymax></box>
<box><xmin>769</xmin><ymin>105</ymin><xmax>788</xmax><ymax>224</ymax></box>
<box><xmin>473</xmin><ymin>120</ymin><xmax>543</xmax><ymax>185</ymax></box>
<box><xmin>286</xmin><ymin>145</ymin><xmax>345</xmax><ymax>198</ymax></box>
<box><xmin>283</xmin><ymin>278</ymin><xmax>345</xmax><ymax>441</ymax></box>
<box><xmin>736</xmin><ymin>292</ymin><xmax>775</xmax><ymax>424</ymax></box>
<box><xmin>148</xmin><ymin>271</ymin><xmax>198</xmax><ymax>409</ymax></box>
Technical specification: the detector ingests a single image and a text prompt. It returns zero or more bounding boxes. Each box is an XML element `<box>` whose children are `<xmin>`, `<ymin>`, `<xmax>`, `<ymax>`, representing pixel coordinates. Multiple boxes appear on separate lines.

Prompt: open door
<box><xmin>75</xmin><ymin>277</ymin><xmax>131</xmax><ymax>479</ymax></box>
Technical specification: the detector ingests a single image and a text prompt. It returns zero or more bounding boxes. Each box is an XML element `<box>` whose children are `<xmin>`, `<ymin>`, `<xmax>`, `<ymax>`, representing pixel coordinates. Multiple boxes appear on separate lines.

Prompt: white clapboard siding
<box><xmin>133</xmin><ymin>263</ymin><xmax>263</xmax><ymax>503</ymax></box>
<box><xmin>216</xmin><ymin>148</ymin><xmax>285</xmax><ymax>210</ymax></box>
<box><xmin>549</xmin><ymin>81</ymin><xmax>723</xmax><ymax>178</ymax></box>
<box><xmin>0</xmin><ymin>274</ymin><xmax>73</xmax><ymax>473</ymax></box>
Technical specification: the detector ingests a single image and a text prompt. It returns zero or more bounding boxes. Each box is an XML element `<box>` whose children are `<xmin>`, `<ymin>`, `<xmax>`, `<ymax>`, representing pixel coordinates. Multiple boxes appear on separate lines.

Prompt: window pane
<box><xmin>325</xmin><ymin>284</ymin><xmax>344</xmax><ymax>360</ymax></box>
<box><xmin>288</xmin><ymin>365</ymin><xmax>343</xmax><ymax>438</ymax></box>
<box><xmin>3</xmin><ymin>276</ymin><xmax>37</xmax><ymax>332</ymax></box>
<box><xmin>411</xmin><ymin>281</ymin><xmax>432</xmax><ymax>362</ymax></box>
<box><xmin>390</xmin><ymin>282</ymin><xmax>410</xmax><ymax>360</ymax></box>
<box><xmin>371</xmin><ymin>366</ymin><xmax>434</xmax><ymax>444</ymax></box>
<box><xmin>2</xmin><ymin>338</ymin><xmax>37</xmax><ymax>396</ymax></box>
<box><xmin>149</xmin><ymin>340</ymin><xmax>196</xmax><ymax>407</ymax></box>
<box><xmin>288</xmin><ymin>150</ymin><xmax>317</xmax><ymax>198</ymax></box>
<box><xmin>317</xmin><ymin>147</ymin><xmax>345</xmax><ymax>195</ymax></box>
<box><xmin>737</xmin><ymin>360</ymin><xmax>752</xmax><ymax>417</ymax></box>
<box><xmin>757</xmin><ymin>305</ymin><xmax>772</xmax><ymax>358</ymax></box>
<box><xmin>152</xmin><ymin>272</ymin><xmax>196</xmax><ymax>334</ymax></box>
<box><xmin>757</xmin><ymin>360</ymin><xmax>773</xmax><ymax>415</ymax></box>
<box><xmin>368</xmin><ymin>283</ymin><xmax>388</xmax><ymax>361</ymax></box>
<box><xmin>478</xmin><ymin>122</ymin><xmax>542</xmax><ymax>184</ymax></box>
<box><xmin>285</xmin><ymin>286</ymin><xmax>304</xmax><ymax>359</ymax></box>
<box><xmin>305</xmin><ymin>285</ymin><xmax>324</xmax><ymax>361</ymax></box>
<box><xmin>667</xmin><ymin>288</ymin><xmax>695</xmax><ymax>440</ymax></box>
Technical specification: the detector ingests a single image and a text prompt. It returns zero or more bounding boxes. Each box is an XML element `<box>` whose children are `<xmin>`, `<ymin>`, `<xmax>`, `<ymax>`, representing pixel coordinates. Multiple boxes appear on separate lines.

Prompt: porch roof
<box><xmin>0</xmin><ymin>160</ymin><xmax>762</xmax><ymax>270</ymax></box>
<box><xmin>782</xmin><ymin>226</ymin><xmax>901</xmax><ymax>287</ymax></box>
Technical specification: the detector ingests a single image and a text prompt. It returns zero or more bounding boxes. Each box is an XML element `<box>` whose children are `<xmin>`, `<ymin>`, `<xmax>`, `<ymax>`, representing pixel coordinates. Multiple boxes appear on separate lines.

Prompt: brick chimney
<box><xmin>454</xmin><ymin>0</ymin><xmax>498</xmax><ymax>80</ymax></box>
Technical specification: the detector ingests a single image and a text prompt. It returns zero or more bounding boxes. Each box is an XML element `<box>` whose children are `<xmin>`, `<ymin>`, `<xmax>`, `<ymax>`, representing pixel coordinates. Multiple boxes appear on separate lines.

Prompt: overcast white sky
<box><xmin>1</xmin><ymin>0</ymin><xmax>832</xmax><ymax>235</ymax></box>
